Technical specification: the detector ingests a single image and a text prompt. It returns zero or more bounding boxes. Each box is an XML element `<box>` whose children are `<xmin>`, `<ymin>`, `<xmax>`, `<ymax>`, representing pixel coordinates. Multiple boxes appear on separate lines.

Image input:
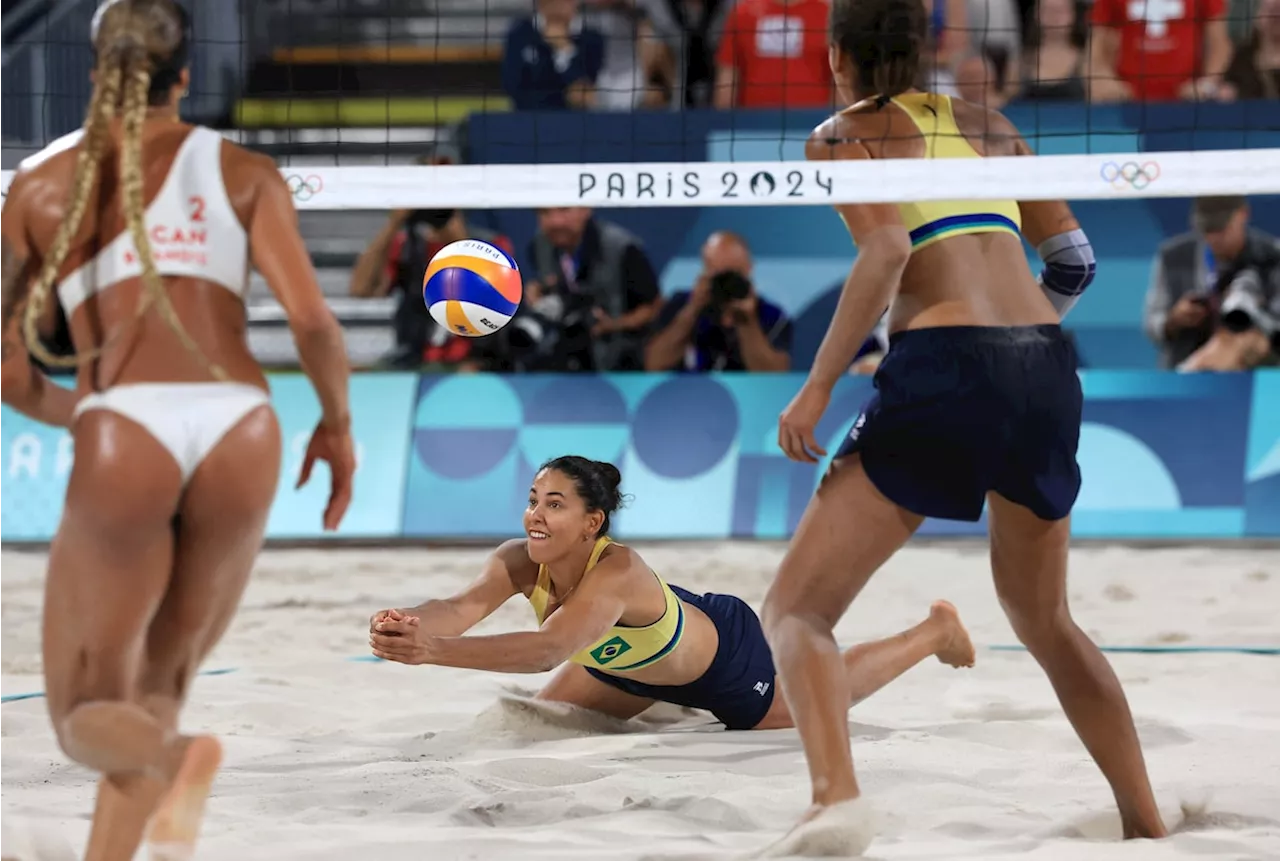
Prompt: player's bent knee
<box><xmin>760</xmin><ymin>604</ymin><xmax>834</xmax><ymax>654</ymax></box>
<box><xmin>52</xmin><ymin>699</ymin><xmax>130</xmax><ymax>765</ymax></box>
<box><xmin>760</xmin><ymin>582</ymin><xmax>802</xmax><ymax>637</ymax></box>
<box><xmin>1000</xmin><ymin>600</ymin><xmax>1071</xmax><ymax>652</ymax></box>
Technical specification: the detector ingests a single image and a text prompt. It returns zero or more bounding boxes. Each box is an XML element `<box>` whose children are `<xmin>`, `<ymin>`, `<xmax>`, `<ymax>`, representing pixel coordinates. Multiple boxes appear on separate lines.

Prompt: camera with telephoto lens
<box><xmin>708</xmin><ymin>270</ymin><xmax>752</xmax><ymax>312</ymax></box>
<box><xmin>1219</xmin><ymin>248</ymin><xmax>1280</xmax><ymax>353</ymax></box>
<box><xmin>408</xmin><ymin>209</ymin><xmax>456</xmax><ymax>230</ymax></box>
<box><xmin>507</xmin><ymin>287</ymin><xmax>596</xmax><ymax>371</ymax></box>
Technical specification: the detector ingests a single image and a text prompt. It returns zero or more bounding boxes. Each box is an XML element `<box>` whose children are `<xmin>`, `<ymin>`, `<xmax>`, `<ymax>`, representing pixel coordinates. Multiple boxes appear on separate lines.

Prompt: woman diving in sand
<box><xmin>368</xmin><ymin>456</ymin><xmax>975</xmax><ymax>730</ymax></box>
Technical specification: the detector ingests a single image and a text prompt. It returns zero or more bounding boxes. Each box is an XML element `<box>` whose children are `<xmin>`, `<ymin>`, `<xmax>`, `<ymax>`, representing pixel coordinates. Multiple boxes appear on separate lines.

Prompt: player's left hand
<box><xmin>778</xmin><ymin>382</ymin><xmax>830</xmax><ymax>464</ymax></box>
<box><xmin>297</xmin><ymin>420</ymin><xmax>356</xmax><ymax>532</ymax></box>
<box><xmin>370</xmin><ymin>615</ymin><xmax>433</xmax><ymax>664</ymax></box>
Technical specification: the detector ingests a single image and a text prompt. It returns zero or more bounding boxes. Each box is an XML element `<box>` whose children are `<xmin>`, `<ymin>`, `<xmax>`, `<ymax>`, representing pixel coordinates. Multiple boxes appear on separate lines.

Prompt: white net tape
<box><xmin>4</xmin><ymin>149</ymin><xmax>1280</xmax><ymax>210</ymax></box>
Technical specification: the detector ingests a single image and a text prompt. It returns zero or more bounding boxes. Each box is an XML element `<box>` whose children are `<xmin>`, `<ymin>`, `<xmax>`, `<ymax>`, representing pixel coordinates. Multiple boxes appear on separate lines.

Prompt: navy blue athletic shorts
<box><xmin>586</xmin><ymin>585</ymin><xmax>777</xmax><ymax>730</ymax></box>
<box><xmin>835</xmin><ymin>324</ymin><xmax>1082</xmax><ymax>522</ymax></box>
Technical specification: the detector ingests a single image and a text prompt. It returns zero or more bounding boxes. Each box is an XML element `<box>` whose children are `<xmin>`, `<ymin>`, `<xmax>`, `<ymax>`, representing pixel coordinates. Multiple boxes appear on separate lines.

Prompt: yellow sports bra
<box><xmin>528</xmin><ymin>536</ymin><xmax>685</xmax><ymax>672</ymax></box>
<box><xmin>887</xmin><ymin>93</ymin><xmax>1023</xmax><ymax>251</ymax></box>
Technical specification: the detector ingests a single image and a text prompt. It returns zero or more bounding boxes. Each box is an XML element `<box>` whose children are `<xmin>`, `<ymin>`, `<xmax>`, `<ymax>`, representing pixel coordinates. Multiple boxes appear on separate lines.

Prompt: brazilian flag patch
<box><xmin>590</xmin><ymin>636</ymin><xmax>632</xmax><ymax>666</ymax></box>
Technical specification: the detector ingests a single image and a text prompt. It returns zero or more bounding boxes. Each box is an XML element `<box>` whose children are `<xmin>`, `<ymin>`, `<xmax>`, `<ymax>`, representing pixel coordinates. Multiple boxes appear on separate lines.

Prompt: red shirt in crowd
<box><xmin>385</xmin><ymin>226</ymin><xmax>516</xmax><ymax>365</ymax></box>
<box><xmin>1090</xmin><ymin>0</ymin><xmax>1224</xmax><ymax>101</ymax></box>
<box><xmin>715</xmin><ymin>0</ymin><xmax>832</xmax><ymax>108</ymax></box>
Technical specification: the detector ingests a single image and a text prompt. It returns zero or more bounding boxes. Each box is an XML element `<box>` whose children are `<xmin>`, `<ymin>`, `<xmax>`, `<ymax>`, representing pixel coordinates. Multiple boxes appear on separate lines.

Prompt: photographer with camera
<box><xmin>349</xmin><ymin>151</ymin><xmax>516</xmax><ymax>371</ymax></box>
<box><xmin>511</xmin><ymin>207</ymin><xmax>662</xmax><ymax>372</ymax></box>
<box><xmin>1144</xmin><ymin>196</ymin><xmax>1280</xmax><ymax>371</ymax></box>
<box><xmin>644</xmin><ymin>231</ymin><xmax>791</xmax><ymax>372</ymax></box>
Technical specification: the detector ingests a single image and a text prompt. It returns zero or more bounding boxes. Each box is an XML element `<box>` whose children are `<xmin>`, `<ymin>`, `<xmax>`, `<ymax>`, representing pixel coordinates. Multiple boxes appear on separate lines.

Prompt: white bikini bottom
<box><xmin>73</xmin><ymin>382</ymin><xmax>272</xmax><ymax>485</ymax></box>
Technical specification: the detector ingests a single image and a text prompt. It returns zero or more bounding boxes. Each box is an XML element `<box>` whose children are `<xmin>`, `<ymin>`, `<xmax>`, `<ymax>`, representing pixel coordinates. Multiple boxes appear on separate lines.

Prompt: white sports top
<box><xmin>41</xmin><ymin>126</ymin><xmax>249</xmax><ymax>317</ymax></box>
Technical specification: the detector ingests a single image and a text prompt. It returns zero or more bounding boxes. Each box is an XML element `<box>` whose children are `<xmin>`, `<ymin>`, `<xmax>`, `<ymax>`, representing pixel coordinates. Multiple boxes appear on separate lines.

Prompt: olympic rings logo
<box><xmin>1099</xmin><ymin>161</ymin><xmax>1160</xmax><ymax>191</ymax></box>
<box><xmin>285</xmin><ymin>173</ymin><xmax>324</xmax><ymax>202</ymax></box>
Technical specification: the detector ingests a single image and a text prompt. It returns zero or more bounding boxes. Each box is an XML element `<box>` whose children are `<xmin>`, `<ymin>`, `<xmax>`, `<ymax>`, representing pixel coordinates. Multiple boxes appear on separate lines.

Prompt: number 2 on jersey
<box><xmin>188</xmin><ymin>195</ymin><xmax>206</xmax><ymax>222</ymax></box>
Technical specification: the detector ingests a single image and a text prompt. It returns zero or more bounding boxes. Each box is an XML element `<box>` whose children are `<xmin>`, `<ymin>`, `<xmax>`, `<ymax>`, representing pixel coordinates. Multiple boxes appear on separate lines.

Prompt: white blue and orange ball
<box><xmin>422</xmin><ymin>239</ymin><xmax>523</xmax><ymax>337</ymax></box>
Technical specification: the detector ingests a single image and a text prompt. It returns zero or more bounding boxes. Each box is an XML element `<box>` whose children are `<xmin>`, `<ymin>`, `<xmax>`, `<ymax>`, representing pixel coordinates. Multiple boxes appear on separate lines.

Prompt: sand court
<box><xmin>3</xmin><ymin>542</ymin><xmax>1278</xmax><ymax>860</ymax></box>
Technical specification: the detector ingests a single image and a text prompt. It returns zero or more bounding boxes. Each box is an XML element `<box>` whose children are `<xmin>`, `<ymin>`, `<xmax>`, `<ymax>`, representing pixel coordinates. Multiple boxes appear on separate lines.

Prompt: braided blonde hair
<box><xmin>23</xmin><ymin>0</ymin><xmax>227</xmax><ymax>381</ymax></box>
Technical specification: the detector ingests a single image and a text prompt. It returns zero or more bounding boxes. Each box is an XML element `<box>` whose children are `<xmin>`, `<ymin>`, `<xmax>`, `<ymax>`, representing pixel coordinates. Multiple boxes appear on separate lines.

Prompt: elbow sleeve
<box><xmin>1037</xmin><ymin>229</ymin><xmax>1096</xmax><ymax>319</ymax></box>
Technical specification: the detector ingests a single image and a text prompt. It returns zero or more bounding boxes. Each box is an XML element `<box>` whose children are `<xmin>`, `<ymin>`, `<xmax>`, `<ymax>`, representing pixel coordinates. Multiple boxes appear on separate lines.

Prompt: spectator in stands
<box><xmin>1017</xmin><ymin>0</ymin><xmax>1087</xmax><ymax>101</ymax></box>
<box><xmin>583</xmin><ymin>0</ymin><xmax>668</xmax><ymax>109</ymax></box>
<box><xmin>918</xmin><ymin>0</ymin><xmax>977</xmax><ymax>94</ymax></box>
<box><xmin>503</xmin><ymin>0</ymin><xmax>606</xmax><ymax>110</ymax></box>
<box><xmin>645</xmin><ymin>231</ymin><xmax>791</xmax><ymax>372</ymax></box>
<box><xmin>640</xmin><ymin>0</ymin><xmax>731</xmax><ymax>107</ymax></box>
<box><xmin>348</xmin><ymin>154</ymin><xmax>515</xmax><ymax>371</ymax></box>
<box><xmin>1224</xmin><ymin>0</ymin><xmax>1280</xmax><ymax>99</ymax></box>
<box><xmin>713</xmin><ymin>0</ymin><xmax>832</xmax><ymax>108</ymax></box>
<box><xmin>962</xmin><ymin>0</ymin><xmax>1023</xmax><ymax>81</ymax></box>
<box><xmin>512</xmin><ymin>207</ymin><xmax>661</xmax><ymax>371</ymax></box>
<box><xmin>1144</xmin><ymin>196</ymin><xmax>1280</xmax><ymax>370</ymax></box>
<box><xmin>1088</xmin><ymin>0</ymin><xmax>1234</xmax><ymax>102</ymax></box>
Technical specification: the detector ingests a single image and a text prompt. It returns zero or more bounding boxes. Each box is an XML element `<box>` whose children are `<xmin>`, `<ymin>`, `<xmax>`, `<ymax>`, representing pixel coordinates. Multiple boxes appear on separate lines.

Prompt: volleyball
<box><xmin>422</xmin><ymin>239</ymin><xmax>523</xmax><ymax>338</ymax></box>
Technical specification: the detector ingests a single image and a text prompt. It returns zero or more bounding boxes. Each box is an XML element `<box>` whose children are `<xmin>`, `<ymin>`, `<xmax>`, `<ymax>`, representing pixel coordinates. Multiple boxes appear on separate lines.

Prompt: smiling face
<box><xmin>523</xmin><ymin>468</ymin><xmax>604</xmax><ymax>565</ymax></box>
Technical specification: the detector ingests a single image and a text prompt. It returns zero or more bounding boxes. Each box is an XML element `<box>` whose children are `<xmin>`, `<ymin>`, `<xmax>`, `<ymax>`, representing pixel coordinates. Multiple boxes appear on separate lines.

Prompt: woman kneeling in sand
<box><xmin>368</xmin><ymin>456</ymin><xmax>975</xmax><ymax>730</ymax></box>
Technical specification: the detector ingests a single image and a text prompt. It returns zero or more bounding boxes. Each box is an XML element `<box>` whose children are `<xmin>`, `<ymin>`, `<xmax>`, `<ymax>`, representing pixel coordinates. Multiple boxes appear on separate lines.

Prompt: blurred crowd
<box><xmin>351</xmin><ymin>192</ymin><xmax>1278</xmax><ymax>377</ymax></box>
<box><xmin>344</xmin><ymin>0</ymin><xmax>1279</xmax><ymax>378</ymax></box>
<box><xmin>500</xmin><ymin>0</ymin><xmax>1280</xmax><ymax>111</ymax></box>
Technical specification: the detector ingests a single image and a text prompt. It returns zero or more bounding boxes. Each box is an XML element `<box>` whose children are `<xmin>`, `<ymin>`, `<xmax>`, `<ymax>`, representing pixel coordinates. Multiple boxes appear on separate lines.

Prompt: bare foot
<box><xmin>930</xmin><ymin>600</ymin><xmax>976</xmax><ymax>668</ymax></box>
<box><xmin>755</xmin><ymin>797</ymin><xmax>876</xmax><ymax>858</ymax></box>
<box><xmin>147</xmin><ymin>735</ymin><xmax>223</xmax><ymax>861</ymax></box>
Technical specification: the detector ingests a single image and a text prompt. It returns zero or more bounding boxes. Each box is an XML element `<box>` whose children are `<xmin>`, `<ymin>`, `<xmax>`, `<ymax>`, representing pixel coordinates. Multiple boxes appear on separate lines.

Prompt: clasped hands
<box><xmin>368</xmin><ymin>608</ymin><xmax>434</xmax><ymax>665</ymax></box>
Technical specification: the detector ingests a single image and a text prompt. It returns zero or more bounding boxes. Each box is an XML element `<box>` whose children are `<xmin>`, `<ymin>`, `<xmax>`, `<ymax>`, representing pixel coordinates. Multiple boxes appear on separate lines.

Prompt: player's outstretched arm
<box><xmin>370</xmin><ymin>549</ymin><xmax>636</xmax><ymax>674</ymax></box>
<box><xmin>369</xmin><ymin>538</ymin><xmax>526</xmax><ymax>638</ymax></box>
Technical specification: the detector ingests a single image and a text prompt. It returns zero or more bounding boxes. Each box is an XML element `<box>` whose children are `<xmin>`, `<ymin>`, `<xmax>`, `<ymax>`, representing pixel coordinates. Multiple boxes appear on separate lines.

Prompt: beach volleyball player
<box><xmin>757</xmin><ymin>0</ymin><xmax>1168</xmax><ymax>852</ymax></box>
<box><xmin>368</xmin><ymin>456</ymin><xmax>975</xmax><ymax>731</ymax></box>
<box><xmin>0</xmin><ymin>1</ymin><xmax>354</xmax><ymax>858</ymax></box>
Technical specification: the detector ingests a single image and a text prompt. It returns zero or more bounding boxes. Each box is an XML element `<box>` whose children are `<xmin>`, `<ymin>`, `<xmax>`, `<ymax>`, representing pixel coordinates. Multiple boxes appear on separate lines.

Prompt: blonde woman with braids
<box><xmin>0</xmin><ymin>1</ymin><xmax>355</xmax><ymax>858</ymax></box>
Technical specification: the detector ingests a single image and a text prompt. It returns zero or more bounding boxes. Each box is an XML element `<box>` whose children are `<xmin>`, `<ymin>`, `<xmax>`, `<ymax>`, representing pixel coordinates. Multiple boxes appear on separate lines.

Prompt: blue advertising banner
<box><xmin>1073</xmin><ymin>373</ymin><xmax>1252</xmax><ymax>537</ymax></box>
<box><xmin>0</xmin><ymin>373</ymin><xmax>418</xmax><ymax>542</ymax></box>
<box><xmin>1245</xmin><ymin>371</ymin><xmax>1280</xmax><ymax>537</ymax></box>
<box><xmin>265</xmin><ymin>372</ymin><xmax>418</xmax><ymax>539</ymax></box>
<box><xmin>1</xmin><ymin>382</ymin><xmax>74</xmax><ymax>541</ymax></box>
<box><xmin>400</xmin><ymin>371</ymin><xmax>1265</xmax><ymax>541</ymax></box>
<box><xmin>3</xmin><ymin>370</ymin><xmax>1276</xmax><ymax>542</ymax></box>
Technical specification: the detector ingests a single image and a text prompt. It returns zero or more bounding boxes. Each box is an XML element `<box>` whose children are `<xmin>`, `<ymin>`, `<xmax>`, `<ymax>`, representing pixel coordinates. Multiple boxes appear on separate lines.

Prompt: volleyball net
<box><xmin>3</xmin><ymin>0</ymin><xmax>1280</xmax><ymax>203</ymax></box>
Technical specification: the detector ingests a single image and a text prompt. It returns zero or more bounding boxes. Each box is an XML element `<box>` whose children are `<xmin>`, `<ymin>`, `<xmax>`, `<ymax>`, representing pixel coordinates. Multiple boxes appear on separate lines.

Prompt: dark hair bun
<box><xmin>596</xmin><ymin>461</ymin><xmax>622</xmax><ymax>493</ymax></box>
